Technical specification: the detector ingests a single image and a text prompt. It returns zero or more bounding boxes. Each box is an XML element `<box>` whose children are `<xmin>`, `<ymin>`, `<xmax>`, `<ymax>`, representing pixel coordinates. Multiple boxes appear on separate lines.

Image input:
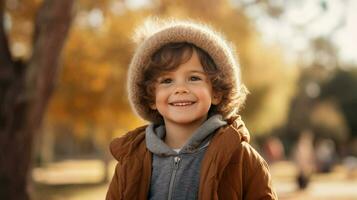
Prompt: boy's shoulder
<box><xmin>216</xmin><ymin>117</ymin><xmax>268</xmax><ymax>167</ymax></box>
<box><xmin>217</xmin><ymin>115</ymin><xmax>250</xmax><ymax>144</ymax></box>
<box><xmin>109</xmin><ymin>125</ymin><xmax>148</xmax><ymax>161</ymax></box>
<box><xmin>210</xmin><ymin>119</ymin><xmax>268</xmax><ymax>172</ymax></box>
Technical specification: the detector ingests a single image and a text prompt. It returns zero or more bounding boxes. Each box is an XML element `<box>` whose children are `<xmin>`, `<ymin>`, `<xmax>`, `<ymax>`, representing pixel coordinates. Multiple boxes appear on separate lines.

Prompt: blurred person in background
<box><xmin>315</xmin><ymin>138</ymin><xmax>336</xmax><ymax>173</ymax></box>
<box><xmin>293</xmin><ymin>130</ymin><xmax>316</xmax><ymax>190</ymax></box>
<box><xmin>263</xmin><ymin>136</ymin><xmax>285</xmax><ymax>164</ymax></box>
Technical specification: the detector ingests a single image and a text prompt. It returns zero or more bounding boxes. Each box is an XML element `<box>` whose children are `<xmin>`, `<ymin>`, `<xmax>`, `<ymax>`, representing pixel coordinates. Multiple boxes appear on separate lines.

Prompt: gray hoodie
<box><xmin>145</xmin><ymin>114</ymin><xmax>227</xmax><ymax>200</ymax></box>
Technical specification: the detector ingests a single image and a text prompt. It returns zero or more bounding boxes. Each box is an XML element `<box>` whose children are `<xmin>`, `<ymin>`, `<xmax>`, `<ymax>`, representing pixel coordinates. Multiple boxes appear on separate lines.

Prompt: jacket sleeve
<box><xmin>242</xmin><ymin>142</ymin><xmax>278</xmax><ymax>200</ymax></box>
<box><xmin>106</xmin><ymin>162</ymin><xmax>122</xmax><ymax>200</ymax></box>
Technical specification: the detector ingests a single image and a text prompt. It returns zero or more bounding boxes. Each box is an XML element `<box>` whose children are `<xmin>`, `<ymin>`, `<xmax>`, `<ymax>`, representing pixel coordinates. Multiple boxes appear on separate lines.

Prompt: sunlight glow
<box><xmin>88</xmin><ymin>9</ymin><xmax>104</xmax><ymax>28</ymax></box>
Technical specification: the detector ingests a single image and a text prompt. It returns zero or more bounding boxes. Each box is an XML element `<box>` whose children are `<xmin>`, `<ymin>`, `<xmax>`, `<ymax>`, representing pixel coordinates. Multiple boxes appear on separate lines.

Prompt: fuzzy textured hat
<box><xmin>127</xmin><ymin>18</ymin><xmax>244</xmax><ymax>123</ymax></box>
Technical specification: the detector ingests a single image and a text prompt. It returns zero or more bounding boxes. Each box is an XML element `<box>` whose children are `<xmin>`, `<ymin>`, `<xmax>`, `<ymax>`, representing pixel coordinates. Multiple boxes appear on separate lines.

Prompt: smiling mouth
<box><xmin>169</xmin><ymin>101</ymin><xmax>196</xmax><ymax>106</ymax></box>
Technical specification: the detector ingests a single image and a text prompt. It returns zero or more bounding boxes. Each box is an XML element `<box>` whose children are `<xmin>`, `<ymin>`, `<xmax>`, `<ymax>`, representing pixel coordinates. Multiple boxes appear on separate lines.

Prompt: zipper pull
<box><xmin>174</xmin><ymin>156</ymin><xmax>181</xmax><ymax>169</ymax></box>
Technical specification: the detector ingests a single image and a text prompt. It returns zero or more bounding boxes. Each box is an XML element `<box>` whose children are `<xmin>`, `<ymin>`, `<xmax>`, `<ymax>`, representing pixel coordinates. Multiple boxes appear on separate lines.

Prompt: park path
<box><xmin>271</xmin><ymin>161</ymin><xmax>357</xmax><ymax>200</ymax></box>
<box><xmin>31</xmin><ymin>160</ymin><xmax>357</xmax><ymax>200</ymax></box>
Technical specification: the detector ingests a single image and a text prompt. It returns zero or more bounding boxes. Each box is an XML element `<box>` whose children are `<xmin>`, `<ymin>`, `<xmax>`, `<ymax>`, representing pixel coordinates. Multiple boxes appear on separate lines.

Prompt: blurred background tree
<box><xmin>0</xmin><ymin>0</ymin><xmax>74</xmax><ymax>199</ymax></box>
<box><xmin>241</xmin><ymin>0</ymin><xmax>357</xmax><ymax>157</ymax></box>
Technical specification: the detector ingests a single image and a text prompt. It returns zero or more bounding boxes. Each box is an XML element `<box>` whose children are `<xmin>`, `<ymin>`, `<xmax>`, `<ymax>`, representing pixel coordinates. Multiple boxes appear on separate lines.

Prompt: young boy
<box><xmin>106</xmin><ymin>18</ymin><xmax>278</xmax><ymax>200</ymax></box>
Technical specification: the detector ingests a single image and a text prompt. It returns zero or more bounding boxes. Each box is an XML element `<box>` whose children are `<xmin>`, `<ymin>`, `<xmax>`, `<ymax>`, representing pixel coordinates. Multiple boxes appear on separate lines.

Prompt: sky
<box><xmin>235</xmin><ymin>0</ymin><xmax>357</xmax><ymax>65</ymax></box>
<box><xmin>333</xmin><ymin>0</ymin><xmax>357</xmax><ymax>64</ymax></box>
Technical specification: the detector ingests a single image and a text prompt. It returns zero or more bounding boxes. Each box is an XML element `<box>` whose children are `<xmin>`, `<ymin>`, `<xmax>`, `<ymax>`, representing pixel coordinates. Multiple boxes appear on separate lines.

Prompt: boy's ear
<box><xmin>212</xmin><ymin>92</ymin><xmax>222</xmax><ymax>105</ymax></box>
<box><xmin>149</xmin><ymin>103</ymin><xmax>157</xmax><ymax>110</ymax></box>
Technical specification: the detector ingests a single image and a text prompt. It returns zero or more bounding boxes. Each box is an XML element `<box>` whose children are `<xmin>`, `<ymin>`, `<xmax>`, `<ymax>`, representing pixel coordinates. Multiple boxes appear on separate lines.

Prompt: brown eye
<box><xmin>160</xmin><ymin>78</ymin><xmax>172</xmax><ymax>84</ymax></box>
<box><xmin>190</xmin><ymin>76</ymin><xmax>202</xmax><ymax>81</ymax></box>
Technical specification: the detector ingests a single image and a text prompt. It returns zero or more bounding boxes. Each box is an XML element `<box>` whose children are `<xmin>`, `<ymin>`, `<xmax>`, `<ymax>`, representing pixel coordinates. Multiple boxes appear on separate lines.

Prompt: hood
<box><xmin>145</xmin><ymin>114</ymin><xmax>227</xmax><ymax>156</ymax></box>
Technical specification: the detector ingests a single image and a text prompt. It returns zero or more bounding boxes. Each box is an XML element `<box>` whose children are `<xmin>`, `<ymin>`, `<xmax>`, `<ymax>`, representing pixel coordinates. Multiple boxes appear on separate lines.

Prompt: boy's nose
<box><xmin>173</xmin><ymin>84</ymin><xmax>189</xmax><ymax>94</ymax></box>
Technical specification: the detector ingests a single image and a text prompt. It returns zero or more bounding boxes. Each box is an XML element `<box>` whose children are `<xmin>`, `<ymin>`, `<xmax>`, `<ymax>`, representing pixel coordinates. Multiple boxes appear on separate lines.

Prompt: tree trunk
<box><xmin>0</xmin><ymin>0</ymin><xmax>74</xmax><ymax>199</ymax></box>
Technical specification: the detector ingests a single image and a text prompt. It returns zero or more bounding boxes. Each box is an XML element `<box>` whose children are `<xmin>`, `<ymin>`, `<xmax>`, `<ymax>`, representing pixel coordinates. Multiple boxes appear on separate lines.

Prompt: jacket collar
<box><xmin>109</xmin><ymin>115</ymin><xmax>250</xmax><ymax>161</ymax></box>
<box><xmin>109</xmin><ymin>125</ymin><xmax>148</xmax><ymax>162</ymax></box>
<box><xmin>226</xmin><ymin>115</ymin><xmax>250</xmax><ymax>143</ymax></box>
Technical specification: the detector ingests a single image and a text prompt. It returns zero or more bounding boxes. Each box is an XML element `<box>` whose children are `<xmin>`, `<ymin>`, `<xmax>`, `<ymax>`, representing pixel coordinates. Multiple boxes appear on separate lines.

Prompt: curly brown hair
<box><xmin>137</xmin><ymin>42</ymin><xmax>248</xmax><ymax>123</ymax></box>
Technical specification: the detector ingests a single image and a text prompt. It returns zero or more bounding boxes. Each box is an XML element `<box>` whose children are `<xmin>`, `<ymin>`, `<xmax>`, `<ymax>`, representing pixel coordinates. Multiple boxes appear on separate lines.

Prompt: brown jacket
<box><xmin>106</xmin><ymin>117</ymin><xmax>278</xmax><ymax>200</ymax></box>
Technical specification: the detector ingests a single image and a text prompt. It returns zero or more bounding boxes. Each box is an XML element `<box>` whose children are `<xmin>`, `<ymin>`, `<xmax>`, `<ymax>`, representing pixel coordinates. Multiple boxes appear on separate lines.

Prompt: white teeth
<box><xmin>171</xmin><ymin>102</ymin><xmax>193</xmax><ymax>106</ymax></box>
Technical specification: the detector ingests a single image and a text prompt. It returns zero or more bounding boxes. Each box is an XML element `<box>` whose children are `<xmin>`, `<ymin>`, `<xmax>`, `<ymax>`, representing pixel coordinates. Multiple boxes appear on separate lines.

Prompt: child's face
<box><xmin>151</xmin><ymin>50</ymin><xmax>221</xmax><ymax>125</ymax></box>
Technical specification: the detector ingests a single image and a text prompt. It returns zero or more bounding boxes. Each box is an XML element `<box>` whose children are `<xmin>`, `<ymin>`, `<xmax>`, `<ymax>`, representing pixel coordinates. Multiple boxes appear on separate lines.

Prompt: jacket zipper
<box><xmin>168</xmin><ymin>156</ymin><xmax>181</xmax><ymax>200</ymax></box>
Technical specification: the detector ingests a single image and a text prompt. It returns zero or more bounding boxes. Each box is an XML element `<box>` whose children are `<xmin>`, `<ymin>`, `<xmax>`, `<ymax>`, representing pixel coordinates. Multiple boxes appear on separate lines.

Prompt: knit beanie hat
<box><xmin>128</xmin><ymin>18</ymin><xmax>246</xmax><ymax>123</ymax></box>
